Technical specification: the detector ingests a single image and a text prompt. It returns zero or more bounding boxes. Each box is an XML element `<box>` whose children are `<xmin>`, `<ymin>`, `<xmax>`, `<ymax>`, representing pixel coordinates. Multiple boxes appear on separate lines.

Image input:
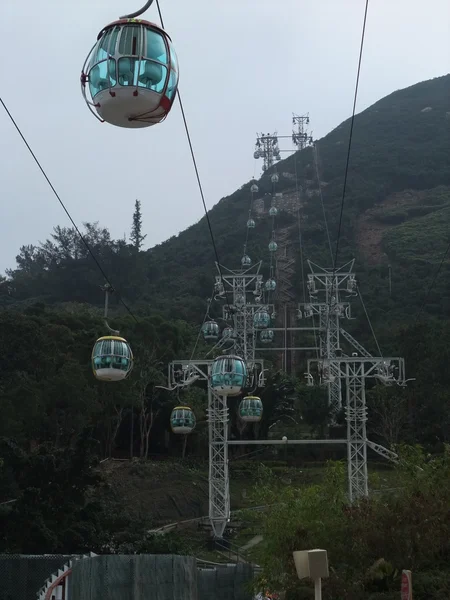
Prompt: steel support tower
<box><xmin>167</xmin><ymin>261</ymin><xmax>317</xmax><ymax>538</ymax></box>
<box><xmin>292</xmin><ymin>113</ymin><xmax>314</xmax><ymax>150</ymax></box>
<box><xmin>168</xmin><ymin>262</ymin><xmax>271</xmax><ymax>538</ymax></box>
<box><xmin>299</xmin><ymin>260</ymin><xmax>356</xmax><ymax>418</ymax></box>
<box><xmin>254</xmin><ymin>132</ymin><xmax>281</xmax><ymax>172</ymax></box>
<box><xmin>253</xmin><ymin>112</ymin><xmax>313</xmax><ymax>175</ymax></box>
<box><xmin>214</xmin><ymin>261</ymin><xmax>271</xmax><ymax>363</ymax></box>
<box><xmin>168</xmin><ymin>359</ymin><xmax>240</xmax><ymax>538</ymax></box>
<box><xmin>300</xmin><ymin>260</ymin><xmax>406</xmax><ymax>501</ymax></box>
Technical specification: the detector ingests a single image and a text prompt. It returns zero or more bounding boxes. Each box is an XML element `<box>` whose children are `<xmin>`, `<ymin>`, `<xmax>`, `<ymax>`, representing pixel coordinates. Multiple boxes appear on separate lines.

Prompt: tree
<box><xmin>296</xmin><ymin>383</ymin><xmax>330</xmax><ymax>438</ymax></box>
<box><xmin>130</xmin><ymin>199</ymin><xmax>147</xmax><ymax>252</ymax></box>
<box><xmin>367</xmin><ymin>386</ymin><xmax>409</xmax><ymax>446</ymax></box>
<box><xmin>0</xmin><ymin>435</ymin><xmax>105</xmax><ymax>553</ymax></box>
<box><xmin>247</xmin><ymin>446</ymin><xmax>450</xmax><ymax>600</ymax></box>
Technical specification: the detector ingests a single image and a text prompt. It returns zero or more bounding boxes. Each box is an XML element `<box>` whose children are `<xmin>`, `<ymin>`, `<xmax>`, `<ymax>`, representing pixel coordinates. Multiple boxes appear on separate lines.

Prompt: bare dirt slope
<box><xmin>97</xmin><ymin>459</ymin><xmax>210</xmax><ymax>527</ymax></box>
<box><xmin>355</xmin><ymin>190</ymin><xmax>426</xmax><ymax>265</ymax></box>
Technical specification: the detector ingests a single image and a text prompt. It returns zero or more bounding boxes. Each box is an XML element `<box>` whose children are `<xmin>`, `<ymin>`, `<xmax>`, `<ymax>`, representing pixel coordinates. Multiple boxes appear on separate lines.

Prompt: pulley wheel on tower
<box><xmin>81</xmin><ymin>19</ymin><xmax>179</xmax><ymax>128</ymax></box>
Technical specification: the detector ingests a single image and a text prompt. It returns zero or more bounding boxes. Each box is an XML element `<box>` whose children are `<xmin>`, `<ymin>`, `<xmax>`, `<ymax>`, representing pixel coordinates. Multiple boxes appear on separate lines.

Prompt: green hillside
<box><xmin>0</xmin><ymin>75</ymin><xmax>449</xmax><ymax>593</ymax></box>
<box><xmin>140</xmin><ymin>74</ymin><xmax>450</xmax><ymax>323</ymax></box>
<box><xmin>4</xmin><ymin>75</ymin><xmax>449</xmax><ymax>332</ymax></box>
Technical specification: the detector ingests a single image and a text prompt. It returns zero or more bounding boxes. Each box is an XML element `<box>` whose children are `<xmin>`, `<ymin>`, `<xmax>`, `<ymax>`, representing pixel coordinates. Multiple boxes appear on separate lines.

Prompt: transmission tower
<box><xmin>167</xmin><ymin>260</ymin><xmax>270</xmax><ymax>538</ymax></box>
<box><xmin>254</xmin><ymin>132</ymin><xmax>281</xmax><ymax>172</ymax></box>
<box><xmin>300</xmin><ymin>260</ymin><xmax>406</xmax><ymax>501</ymax></box>
<box><xmin>253</xmin><ymin>112</ymin><xmax>313</xmax><ymax>176</ymax></box>
<box><xmin>292</xmin><ymin>113</ymin><xmax>314</xmax><ymax>150</ymax></box>
<box><xmin>165</xmin><ymin>125</ymin><xmax>408</xmax><ymax>537</ymax></box>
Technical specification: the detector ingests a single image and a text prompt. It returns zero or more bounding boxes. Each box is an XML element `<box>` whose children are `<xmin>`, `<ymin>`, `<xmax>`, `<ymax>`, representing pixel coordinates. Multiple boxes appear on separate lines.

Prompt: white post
<box><xmin>314</xmin><ymin>577</ymin><xmax>322</xmax><ymax>600</ymax></box>
<box><xmin>293</xmin><ymin>549</ymin><xmax>328</xmax><ymax>600</ymax></box>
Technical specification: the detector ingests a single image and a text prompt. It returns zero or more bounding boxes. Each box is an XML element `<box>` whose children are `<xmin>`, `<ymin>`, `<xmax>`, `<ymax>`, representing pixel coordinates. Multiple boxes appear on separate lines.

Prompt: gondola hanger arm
<box><xmin>101</xmin><ymin>284</ymin><xmax>120</xmax><ymax>336</ymax></box>
<box><xmin>120</xmin><ymin>0</ymin><xmax>154</xmax><ymax>19</ymax></box>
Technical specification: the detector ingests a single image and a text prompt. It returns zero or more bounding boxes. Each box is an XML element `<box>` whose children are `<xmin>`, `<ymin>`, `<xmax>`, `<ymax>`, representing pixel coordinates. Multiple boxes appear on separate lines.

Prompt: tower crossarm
<box><xmin>168</xmin><ymin>359</ymin><xmax>211</xmax><ymax>388</ymax></box>
<box><xmin>340</xmin><ymin>328</ymin><xmax>373</xmax><ymax>357</ymax></box>
<box><xmin>366</xmin><ymin>439</ymin><xmax>398</xmax><ymax>462</ymax></box>
<box><xmin>307</xmin><ymin>357</ymin><xmax>406</xmax><ymax>385</ymax></box>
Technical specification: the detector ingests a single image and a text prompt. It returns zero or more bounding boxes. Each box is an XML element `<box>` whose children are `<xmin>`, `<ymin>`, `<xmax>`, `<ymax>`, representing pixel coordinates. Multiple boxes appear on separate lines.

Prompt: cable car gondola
<box><xmin>253</xmin><ymin>309</ymin><xmax>270</xmax><ymax>329</ymax></box>
<box><xmin>260</xmin><ymin>329</ymin><xmax>274</xmax><ymax>344</ymax></box>
<box><xmin>239</xmin><ymin>396</ymin><xmax>263</xmax><ymax>423</ymax></box>
<box><xmin>222</xmin><ymin>326</ymin><xmax>236</xmax><ymax>339</ymax></box>
<box><xmin>202</xmin><ymin>320</ymin><xmax>220</xmax><ymax>341</ymax></box>
<box><xmin>92</xmin><ymin>335</ymin><xmax>133</xmax><ymax>381</ymax></box>
<box><xmin>211</xmin><ymin>355</ymin><xmax>247</xmax><ymax>396</ymax></box>
<box><xmin>92</xmin><ymin>284</ymin><xmax>134</xmax><ymax>381</ymax></box>
<box><xmin>81</xmin><ymin>0</ymin><xmax>179</xmax><ymax>128</ymax></box>
<box><xmin>170</xmin><ymin>406</ymin><xmax>196</xmax><ymax>434</ymax></box>
<box><xmin>265</xmin><ymin>278</ymin><xmax>277</xmax><ymax>291</ymax></box>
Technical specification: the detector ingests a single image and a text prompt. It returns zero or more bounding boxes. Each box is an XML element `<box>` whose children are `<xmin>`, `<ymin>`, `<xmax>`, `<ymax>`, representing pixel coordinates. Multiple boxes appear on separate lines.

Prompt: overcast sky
<box><xmin>0</xmin><ymin>0</ymin><xmax>448</xmax><ymax>273</ymax></box>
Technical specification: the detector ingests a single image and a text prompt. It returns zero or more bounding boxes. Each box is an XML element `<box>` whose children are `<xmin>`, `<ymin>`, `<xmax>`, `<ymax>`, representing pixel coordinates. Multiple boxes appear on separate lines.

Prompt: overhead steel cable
<box><xmin>293</xmin><ymin>152</ymin><xmax>320</xmax><ymax>360</ymax></box>
<box><xmin>0</xmin><ymin>97</ymin><xmax>139</xmax><ymax>324</ymax></box>
<box><xmin>356</xmin><ymin>284</ymin><xmax>383</xmax><ymax>356</ymax></box>
<box><xmin>332</xmin><ymin>0</ymin><xmax>370</xmax><ymax>271</ymax></box>
<box><xmin>155</xmin><ymin>0</ymin><xmax>232</xmax><ymax>309</ymax></box>
<box><xmin>322</xmin><ymin>0</ymin><xmax>370</xmax><ymax>355</ymax></box>
<box><xmin>313</xmin><ymin>142</ymin><xmax>333</xmax><ymax>262</ymax></box>
<box><xmin>413</xmin><ymin>240</ymin><xmax>450</xmax><ymax>325</ymax></box>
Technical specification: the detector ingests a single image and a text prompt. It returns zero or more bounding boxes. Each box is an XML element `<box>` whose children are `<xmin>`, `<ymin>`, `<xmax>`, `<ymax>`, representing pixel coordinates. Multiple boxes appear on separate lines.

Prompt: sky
<box><xmin>0</xmin><ymin>0</ymin><xmax>449</xmax><ymax>273</ymax></box>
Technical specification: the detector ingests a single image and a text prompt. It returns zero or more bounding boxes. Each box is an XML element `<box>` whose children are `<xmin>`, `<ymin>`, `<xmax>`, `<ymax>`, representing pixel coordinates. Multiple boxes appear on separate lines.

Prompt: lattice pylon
<box><xmin>207</xmin><ymin>386</ymin><xmax>230</xmax><ymax>538</ymax></box>
<box><xmin>345</xmin><ymin>361</ymin><xmax>368</xmax><ymax>502</ymax></box>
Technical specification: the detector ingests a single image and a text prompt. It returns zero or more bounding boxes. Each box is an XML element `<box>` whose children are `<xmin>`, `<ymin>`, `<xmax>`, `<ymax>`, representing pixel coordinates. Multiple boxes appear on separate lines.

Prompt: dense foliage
<box><xmin>249</xmin><ymin>447</ymin><xmax>450</xmax><ymax>600</ymax></box>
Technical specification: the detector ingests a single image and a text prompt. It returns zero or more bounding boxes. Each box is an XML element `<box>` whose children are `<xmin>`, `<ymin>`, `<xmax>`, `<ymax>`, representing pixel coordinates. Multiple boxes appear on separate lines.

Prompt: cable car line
<box><xmin>294</xmin><ymin>153</ymin><xmax>320</xmax><ymax>360</ymax></box>
<box><xmin>294</xmin><ymin>153</ymin><xmax>307</xmax><ymax>302</ymax></box>
<box><xmin>190</xmin><ymin>287</ymin><xmax>216</xmax><ymax>360</ymax></box>
<box><xmin>313</xmin><ymin>142</ymin><xmax>333</xmax><ymax>262</ymax></box>
<box><xmin>356</xmin><ymin>285</ymin><xmax>383</xmax><ymax>356</ymax></box>
<box><xmin>332</xmin><ymin>0</ymin><xmax>369</xmax><ymax>271</ymax></box>
<box><xmin>413</xmin><ymin>240</ymin><xmax>450</xmax><ymax>325</ymax></box>
<box><xmin>321</xmin><ymin>0</ymin><xmax>369</xmax><ymax>361</ymax></box>
<box><xmin>154</xmin><ymin>0</ymin><xmax>231</xmax><ymax>308</ymax></box>
<box><xmin>0</xmin><ymin>97</ymin><xmax>138</xmax><ymax>325</ymax></box>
